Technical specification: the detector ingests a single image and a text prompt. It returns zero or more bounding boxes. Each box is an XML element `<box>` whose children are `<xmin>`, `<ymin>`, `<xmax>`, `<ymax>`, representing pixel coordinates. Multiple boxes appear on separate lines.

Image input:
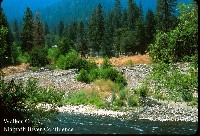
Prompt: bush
<box><xmin>18</xmin><ymin>52</ymin><xmax>30</xmax><ymax>63</ymax></box>
<box><xmin>127</xmin><ymin>95</ymin><xmax>140</xmax><ymax>107</ymax></box>
<box><xmin>47</xmin><ymin>47</ymin><xmax>60</xmax><ymax>64</ymax></box>
<box><xmin>56</xmin><ymin>50</ymin><xmax>89</xmax><ymax>70</ymax></box>
<box><xmin>144</xmin><ymin>62</ymin><xmax>198</xmax><ymax>102</ymax></box>
<box><xmin>30</xmin><ymin>47</ymin><xmax>49</xmax><ymax>67</ymax></box>
<box><xmin>114</xmin><ymin>98</ymin><xmax>126</xmax><ymax>107</ymax></box>
<box><xmin>138</xmin><ymin>86</ymin><xmax>149</xmax><ymax>97</ymax></box>
<box><xmin>77</xmin><ymin>69</ymin><xmax>90</xmax><ymax>83</ymax></box>
<box><xmin>150</xmin><ymin>2</ymin><xmax>198</xmax><ymax>63</ymax></box>
<box><xmin>100</xmin><ymin>57</ymin><xmax>112</xmax><ymax>69</ymax></box>
<box><xmin>119</xmin><ymin>90</ymin><xmax>127</xmax><ymax>101</ymax></box>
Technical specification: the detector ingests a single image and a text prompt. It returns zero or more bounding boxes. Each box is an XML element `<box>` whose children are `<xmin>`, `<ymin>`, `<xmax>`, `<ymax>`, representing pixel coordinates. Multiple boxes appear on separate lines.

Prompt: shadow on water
<box><xmin>42</xmin><ymin>113</ymin><xmax>198</xmax><ymax>134</ymax></box>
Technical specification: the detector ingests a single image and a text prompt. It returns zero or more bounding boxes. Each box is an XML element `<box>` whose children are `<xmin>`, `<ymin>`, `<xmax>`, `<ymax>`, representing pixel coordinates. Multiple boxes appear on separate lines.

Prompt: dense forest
<box><xmin>0</xmin><ymin>0</ymin><xmax>197</xmax><ymax>68</ymax></box>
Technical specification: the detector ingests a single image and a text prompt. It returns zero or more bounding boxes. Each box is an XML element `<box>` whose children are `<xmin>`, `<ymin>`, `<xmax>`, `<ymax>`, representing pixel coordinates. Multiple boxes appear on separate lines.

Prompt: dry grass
<box><xmin>84</xmin><ymin>79</ymin><xmax>117</xmax><ymax>100</ymax></box>
<box><xmin>2</xmin><ymin>63</ymin><xmax>30</xmax><ymax>76</ymax></box>
<box><xmin>91</xmin><ymin>54</ymin><xmax>152</xmax><ymax>67</ymax></box>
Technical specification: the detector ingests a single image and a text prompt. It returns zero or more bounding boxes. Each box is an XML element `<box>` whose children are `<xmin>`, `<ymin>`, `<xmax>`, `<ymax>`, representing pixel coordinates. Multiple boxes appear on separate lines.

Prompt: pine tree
<box><xmin>87</xmin><ymin>9</ymin><xmax>97</xmax><ymax>55</ymax></box>
<box><xmin>87</xmin><ymin>4</ymin><xmax>105</xmax><ymax>57</ymax></box>
<box><xmin>13</xmin><ymin>19</ymin><xmax>20</xmax><ymax>43</ymax></box>
<box><xmin>113</xmin><ymin>0</ymin><xmax>122</xmax><ymax>29</ymax></box>
<box><xmin>20</xmin><ymin>7</ymin><xmax>34</xmax><ymax>52</ymax></box>
<box><xmin>146</xmin><ymin>9</ymin><xmax>156</xmax><ymax>46</ymax></box>
<box><xmin>102</xmin><ymin>17</ymin><xmax>114</xmax><ymax>57</ymax></box>
<box><xmin>76</xmin><ymin>21</ymin><xmax>87</xmax><ymax>57</ymax></box>
<box><xmin>127</xmin><ymin>0</ymin><xmax>138</xmax><ymax>30</ymax></box>
<box><xmin>0</xmin><ymin>7</ymin><xmax>13</xmax><ymax>66</ymax></box>
<box><xmin>121</xmin><ymin>9</ymin><xmax>128</xmax><ymax>29</ymax></box>
<box><xmin>156</xmin><ymin>0</ymin><xmax>177</xmax><ymax>32</ymax></box>
<box><xmin>33</xmin><ymin>13</ymin><xmax>45</xmax><ymax>47</ymax></box>
<box><xmin>134</xmin><ymin>18</ymin><xmax>147</xmax><ymax>55</ymax></box>
<box><xmin>96</xmin><ymin>4</ymin><xmax>105</xmax><ymax>56</ymax></box>
<box><xmin>127</xmin><ymin>0</ymin><xmax>134</xmax><ymax>29</ymax></box>
<box><xmin>59</xmin><ymin>20</ymin><xmax>64</xmax><ymax>37</ymax></box>
<box><xmin>44</xmin><ymin>22</ymin><xmax>50</xmax><ymax>35</ymax></box>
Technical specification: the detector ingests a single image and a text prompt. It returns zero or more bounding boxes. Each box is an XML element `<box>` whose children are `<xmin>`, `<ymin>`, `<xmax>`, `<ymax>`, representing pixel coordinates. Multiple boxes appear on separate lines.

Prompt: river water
<box><xmin>42</xmin><ymin>113</ymin><xmax>198</xmax><ymax>134</ymax></box>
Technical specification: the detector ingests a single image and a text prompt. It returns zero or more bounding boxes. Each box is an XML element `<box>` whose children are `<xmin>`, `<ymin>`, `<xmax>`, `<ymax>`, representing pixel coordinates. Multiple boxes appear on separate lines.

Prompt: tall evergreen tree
<box><xmin>87</xmin><ymin>9</ymin><xmax>97</xmax><ymax>55</ymax></box>
<box><xmin>127</xmin><ymin>0</ymin><xmax>134</xmax><ymax>29</ymax></box>
<box><xmin>121</xmin><ymin>9</ymin><xmax>128</xmax><ymax>28</ymax></box>
<box><xmin>96</xmin><ymin>4</ymin><xmax>105</xmax><ymax>56</ymax></box>
<box><xmin>0</xmin><ymin>7</ymin><xmax>13</xmax><ymax>66</ymax></box>
<box><xmin>33</xmin><ymin>13</ymin><xmax>45</xmax><ymax>47</ymax></box>
<box><xmin>87</xmin><ymin>4</ymin><xmax>105</xmax><ymax>56</ymax></box>
<box><xmin>113</xmin><ymin>0</ymin><xmax>122</xmax><ymax>29</ymax></box>
<box><xmin>127</xmin><ymin>0</ymin><xmax>138</xmax><ymax>30</ymax></box>
<box><xmin>13</xmin><ymin>19</ymin><xmax>20</xmax><ymax>43</ymax></box>
<box><xmin>75</xmin><ymin>21</ymin><xmax>87</xmax><ymax>57</ymax></box>
<box><xmin>20</xmin><ymin>7</ymin><xmax>34</xmax><ymax>52</ymax></box>
<box><xmin>44</xmin><ymin>22</ymin><xmax>50</xmax><ymax>35</ymax></box>
<box><xmin>146</xmin><ymin>9</ymin><xmax>156</xmax><ymax>46</ymax></box>
<box><xmin>58</xmin><ymin>20</ymin><xmax>64</xmax><ymax>37</ymax></box>
<box><xmin>156</xmin><ymin>0</ymin><xmax>177</xmax><ymax>32</ymax></box>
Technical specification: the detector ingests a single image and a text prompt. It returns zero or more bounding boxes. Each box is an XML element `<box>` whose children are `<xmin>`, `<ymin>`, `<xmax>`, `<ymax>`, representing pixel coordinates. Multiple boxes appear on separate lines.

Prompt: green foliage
<box><xmin>144</xmin><ymin>62</ymin><xmax>198</xmax><ymax>102</ymax></box>
<box><xmin>137</xmin><ymin>85</ymin><xmax>149</xmax><ymax>97</ymax></box>
<box><xmin>17</xmin><ymin>52</ymin><xmax>30</xmax><ymax>63</ymax></box>
<box><xmin>57</xmin><ymin>37</ymin><xmax>72</xmax><ymax>55</ymax></box>
<box><xmin>25</xmin><ymin>78</ymin><xmax>65</xmax><ymax>105</ymax></box>
<box><xmin>47</xmin><ymin>47</ymin><xmax>60</xmax><ymax>64</ymax></box>
<box><xmin>77</xmin><ymin>57</ymin><xmax>126</xmax><ymax>86</ymax></box>
<box><xmin>77</xmin><ymin>69</ymin><xmax>90</xmax><ymax>83</ymax></box>
<box><xmin>127</xmin><ymin>95</ymin><xmax>140</xmax><ymax>107</ymax></box>
<box><xmin>29</xmin><ymin>47</ymin><xmax>49</xmax><ymax>67</ymax></box>
<box><xmin>56</xmin><ymin>50</ymin><xmax>86</xmax><ymax>70</ymax></box>
<box><xmin>119</xmin><ymin>89</ymin><xmax>127</xmax><ymax>100</ymax></box>
<box><xmin>66</xmin><ymin>90</ymin><xmax>107</xmax><ymax>108</ymax></box>
<box><xmin>151</xmin><ymin>2</ymin><xmax>198</xmax><ymax>63</ymax></box>
<box><xmin>114</xmin><ymin>98</ymin><xmax>126</xmax><ymax>107</ymax></box>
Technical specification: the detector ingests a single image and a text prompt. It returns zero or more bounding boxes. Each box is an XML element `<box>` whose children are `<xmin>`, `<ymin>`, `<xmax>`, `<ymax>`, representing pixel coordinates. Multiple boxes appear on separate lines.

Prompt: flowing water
<box><xmin>42</xmin><ymin>113</ymin><xmax>198</xmax><ymax>134</ymax></box>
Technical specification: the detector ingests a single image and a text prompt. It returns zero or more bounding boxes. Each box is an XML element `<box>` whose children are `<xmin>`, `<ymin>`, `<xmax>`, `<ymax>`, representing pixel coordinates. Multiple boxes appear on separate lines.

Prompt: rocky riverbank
<box><xmin>36</xmin><ymin>99</ymin><xmax>198</xmax><ymax>122</ymax></box>
<box><xmin>4</xmin><ymin>63</ymin><xmax>198</xmax><ymax>122</ymax></box>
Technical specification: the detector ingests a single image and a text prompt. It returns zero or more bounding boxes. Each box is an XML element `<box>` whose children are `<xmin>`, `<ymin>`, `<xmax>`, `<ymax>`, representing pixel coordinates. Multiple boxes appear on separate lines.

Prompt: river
<box><xmin>42</xmin><ymin>113</ymin><xmax>198</xmax><ymax>134</ymax></box>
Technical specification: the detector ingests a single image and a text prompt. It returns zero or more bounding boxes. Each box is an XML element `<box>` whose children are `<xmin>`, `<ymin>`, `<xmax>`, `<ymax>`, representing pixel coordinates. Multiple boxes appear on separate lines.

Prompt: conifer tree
<box><xmin>0</xmin><ymin>7</ymin><xmax>13</xmax><ymax>66</ymax></box>
<box><xmin>96</xmin><ymin>4</ymin><xmax>105</xmax><ymax>56</ymax></box>
<box><xmin>156</xmin><ymin>0</ymin><xmax>177</xmax><ymax>32</ymax></box>
<box><xmin>44</xmin><ymin>22</ymin><xmax>50</xmax><ymax>35</ymax></box>
<box><xmin>127</xmin><ymin>0</ymin><xmax>138</xmax><ymax>30</ymax></box>
<box><xmin>13</xmin><ymin>19</ymin><xmax>20</xmax><ymax>43</ymax></box>
<box><xmin>20</xmin><ymin>7</ymin><xmax>34</xmax><ymax>52</ymax></box>
<box><xmin>87</xmin><ymin>9</ymin><xmax>97</xmax><ymax>55</ymax></box>
<box><xmin>33</xmin><ymin>13</ymin><xmax>45</xmax><ymax>47</ymax></box>
<box><xmin>121</xmin><ymin>9</ymin><xmax>128</xmax><ymax>28</ymax></box>
<box><xmin>76</xmin><ymin>21</ymin><xmax>87</xmax><ymax>57</ymax></box>
<box><xmin>59</xmin><ymin>20</ymin><xmax>64</xmax><ymax>37</ymax></box>
<box><xmin>113</xmin><ymin>0</ymin><xmax>122</xmax><ymax>29</ymax></box>
<box><xmin>146</xmin><ymin>9</ymin><xmax>156</xmax><ymax>46</ymax></box>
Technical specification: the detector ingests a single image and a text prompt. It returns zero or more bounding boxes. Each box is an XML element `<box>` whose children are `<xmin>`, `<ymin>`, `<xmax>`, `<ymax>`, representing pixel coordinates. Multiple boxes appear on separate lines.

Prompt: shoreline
<box><xmin>36</xmin><ymin>100</ymin><xmax>198</xmax><ymax>123</ymax></box>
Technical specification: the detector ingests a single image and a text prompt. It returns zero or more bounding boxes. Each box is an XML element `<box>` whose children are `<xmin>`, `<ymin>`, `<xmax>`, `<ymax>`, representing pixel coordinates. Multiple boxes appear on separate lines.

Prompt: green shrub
<box><xmin>127</xmin><ymin>95</ymin><xmax>139</xmax><ymax>107</ymax></box>
<box><xmin>144</xmin><ymin>62</ymin><xmax>198</xmax><ymax>102</ymax></box>
<box><xmin>18</xmin><ymin>52</ymin><xmax>30</xmax><ymax>63</ymax></box>
<box><xmin>138</xmin><ymin>86</ymin><xmax>149</xmax><ymax>97</ymax></box>
<box><xmin>47</xmin><ymin>47</ymin><xmax>60</xmax><ymax>64</ymax></box>
<box><xmin>30</xmin><ymin>47</ymin><xmax>49</xmax><ymax>67</ymax></box>
<box><xmin>150</xmin><ymin>2</ymin><xmax>198</xmax><ymax>63</ymax></box>
<box><xmin>77</xmin><ymin>69</ymin><xmax>90</xmax><ymax>83</ymax></box>
<box><xmin>114</xmin><ymin>98</ymin><xmax>126</xmax><ymax>107</ymax></box>
<box><xmin>119</xmin><ymin>90</ymin><xmax>127</xmax><ymax>100</ymax></box>
<box><xmin>56</xmin><ymin>50</ymin><xmax>88</xmax><ymax>70</ymax></box>
<box><xmin>101</xmin><ymin>57</ymin><xmax>112</xmax><ymax>69</ymax></box>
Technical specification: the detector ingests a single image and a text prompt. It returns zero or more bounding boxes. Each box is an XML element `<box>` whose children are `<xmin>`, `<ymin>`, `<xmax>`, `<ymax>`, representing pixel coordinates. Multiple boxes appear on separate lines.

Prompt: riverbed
<box><xmin>42</xmin><ymin>113</ymin><xmax>198</xmax><ymax>134</ymax></box>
